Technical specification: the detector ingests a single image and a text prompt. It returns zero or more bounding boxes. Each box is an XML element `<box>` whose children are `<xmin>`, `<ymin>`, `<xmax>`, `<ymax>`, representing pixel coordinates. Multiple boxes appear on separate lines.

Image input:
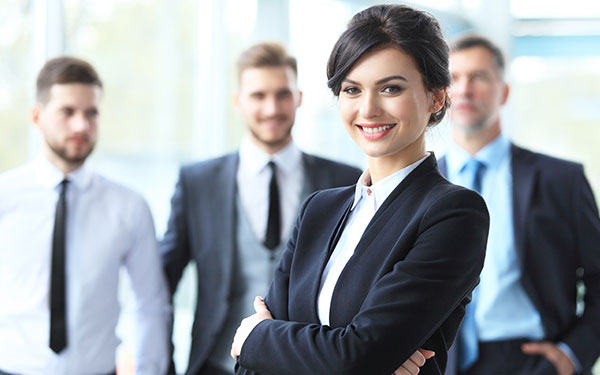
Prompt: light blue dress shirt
<box><xmin>446</xmin><ymin>135</ymin><xmax>545</xmax><ymax>342</ymax></box>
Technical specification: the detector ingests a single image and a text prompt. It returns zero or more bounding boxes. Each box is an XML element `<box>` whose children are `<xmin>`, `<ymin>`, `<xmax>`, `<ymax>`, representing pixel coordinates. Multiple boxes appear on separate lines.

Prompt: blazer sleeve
<box><xmin>160</xmin><ymin>167</ymin><xmax>192</xmax><ymax>296</ymax></box>
<box><xmin>561</xmin><ymin>167</ymin><xmax>600</xmax><ymax>371</ymax></box>
<box><xmin>237</xmin><ymin>189</ymin><xmax>489</xmax><ymax>375</ymax></box>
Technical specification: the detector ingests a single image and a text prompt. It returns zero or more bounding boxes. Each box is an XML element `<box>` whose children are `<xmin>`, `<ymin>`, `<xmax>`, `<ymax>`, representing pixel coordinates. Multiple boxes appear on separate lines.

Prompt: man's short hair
<box><xmin>450</xmin><ymin>34</ymin><xmax>506</xmax><ymax>80</ymax></box>
<box><xmin>36</xmin><ymin>56</ymin><xmax>103</xmax><ymax>103</ymax></box>
<box><xmin>236</xmin><ymin>42</ymin><xmax>297</xmax><ymax>81</ymax></box>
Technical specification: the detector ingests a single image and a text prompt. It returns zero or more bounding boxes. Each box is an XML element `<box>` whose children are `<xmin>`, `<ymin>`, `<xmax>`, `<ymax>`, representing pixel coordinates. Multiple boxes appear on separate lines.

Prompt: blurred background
<box><xmin>1</xmin><ymin>0</ymin><xmax>599</xmax><ymax>373</ymax></box>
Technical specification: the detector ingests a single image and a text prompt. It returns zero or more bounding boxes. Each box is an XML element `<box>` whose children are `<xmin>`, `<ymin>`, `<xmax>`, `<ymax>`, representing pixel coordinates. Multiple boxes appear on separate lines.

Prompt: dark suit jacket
<box><xmin>235</xmin><ymin>155</ymin><xmax>489</xmax><ymax>375</ymax></box>
<box><xmin>161</xmin><ymin>151</ymin><xmax>362</xmax><ymax>375</ymax></box>
<box><xmin>439</xmin><ymin>144</ymin><xmax>600</xmax><ymax>375</ymax></box>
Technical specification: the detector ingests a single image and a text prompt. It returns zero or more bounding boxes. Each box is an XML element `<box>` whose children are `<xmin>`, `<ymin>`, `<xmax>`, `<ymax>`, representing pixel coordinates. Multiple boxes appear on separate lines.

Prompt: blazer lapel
<box><xmin>307</xmin><ymin>192</ymin><xmax>354</xmax><ymax>322</ymax></box>
<box><xmin>511</xmin><ymin>144</ymin><xmax>536</xmax><ymax>270</ymax></box>
<box><xmin>353</xmin><ymin>154</ymin><xmax>439</xmax><ymax>259</ymax></box>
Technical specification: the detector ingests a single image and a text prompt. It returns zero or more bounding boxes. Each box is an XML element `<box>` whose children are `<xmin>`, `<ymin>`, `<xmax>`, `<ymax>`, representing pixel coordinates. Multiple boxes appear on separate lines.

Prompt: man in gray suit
<box><xmin>161</xmin><ymin>42</ymin><xmax>361</xmax><ymax>375</ymax></box>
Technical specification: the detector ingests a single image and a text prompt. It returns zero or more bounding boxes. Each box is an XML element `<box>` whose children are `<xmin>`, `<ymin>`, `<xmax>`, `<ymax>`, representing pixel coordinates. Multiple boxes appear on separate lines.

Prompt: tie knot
<box><xmin>58</xmin><ymin>179</ymin><xmax>69</xmax><ymax>193</ymax></box>
<box><xmin>465</xmin><ymin>159</ymin><xmax>486</xmax><ymax>193</ymax></box>
<box><xmin>267</xmin><ymin>160</ymin><xmax>276</xmax><ymax>171</ymax></box>
<box><xmin>466</xmin><ymin>159</ymin><xmax>485</xmax><ymax>173</ymax></box>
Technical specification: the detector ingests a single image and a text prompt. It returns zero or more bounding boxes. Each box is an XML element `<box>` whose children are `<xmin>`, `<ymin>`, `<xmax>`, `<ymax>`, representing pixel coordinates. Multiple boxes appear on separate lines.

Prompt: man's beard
<box><xmin>249</xmin><ymin>117</ymin><xmax>294</xmax><ymax>148</ymax></box>
<box><xmin>47</xmin><ymin>138</ymin><xmax>95</xmax><ymax>166</ymax></box>
<box><xmin>455</xmin><ymin>119</ymin><xmax>488</xmax><ymax>135</ymax></box>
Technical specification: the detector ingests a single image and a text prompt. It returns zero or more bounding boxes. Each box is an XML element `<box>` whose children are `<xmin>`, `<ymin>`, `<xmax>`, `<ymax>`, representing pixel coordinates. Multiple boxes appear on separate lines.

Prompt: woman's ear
<box><xmin>430</xmin><ymin>87</ymin><xmax>447</xmax><ymax>113</ymax></box>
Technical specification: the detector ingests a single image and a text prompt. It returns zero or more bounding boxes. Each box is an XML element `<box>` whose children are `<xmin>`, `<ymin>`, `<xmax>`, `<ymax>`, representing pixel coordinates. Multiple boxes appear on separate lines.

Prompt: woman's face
<box><xmin>338</xmin><ymin>47</ymin><xmax>442</xmax><ymax>164</ymax></box>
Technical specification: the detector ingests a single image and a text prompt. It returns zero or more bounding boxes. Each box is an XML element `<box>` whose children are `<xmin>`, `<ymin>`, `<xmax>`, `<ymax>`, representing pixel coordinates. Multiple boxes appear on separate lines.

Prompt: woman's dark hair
<box><xmin>327</xmin><ymin>4</ymin><xmax>450</xmax><ymax>125</ymax></box>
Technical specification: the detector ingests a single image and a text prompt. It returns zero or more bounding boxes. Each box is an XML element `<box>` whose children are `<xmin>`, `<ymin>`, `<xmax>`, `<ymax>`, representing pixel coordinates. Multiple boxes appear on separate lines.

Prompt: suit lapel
<box><xmin>213</xmin><ymin>153</ymin><xmax>239</xmax><ymax>292</ymax></box>
<box><xmin>301</xmin><ymin>152</ymin><xmax>320</xmax><ymax>195</ymax></box>
<box><xmin>511</xmin><ymin>144</ymin><xmax>536</xmax><ymax>270</ymax></box>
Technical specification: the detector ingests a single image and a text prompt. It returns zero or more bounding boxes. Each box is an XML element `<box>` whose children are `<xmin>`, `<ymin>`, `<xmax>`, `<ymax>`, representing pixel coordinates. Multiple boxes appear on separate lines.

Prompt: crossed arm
<box><xmin>232</xmin><ymin>296</ymin><xmax>435</xmax><ymax>375</ymax></box>
<box><xmin>231</xmin><ymin>189</ymin><xmax>489</xmax><ymax>375</ymax></box>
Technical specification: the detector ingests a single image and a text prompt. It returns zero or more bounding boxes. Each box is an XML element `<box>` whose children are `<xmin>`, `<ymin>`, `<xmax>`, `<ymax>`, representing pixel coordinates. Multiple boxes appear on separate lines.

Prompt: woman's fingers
<box><xmin>253</xmin><ymin>296</ymin><xmax>274</xmax><ymax>319</ymax></box>
<box><xmin>392</xmin><ymin>349</ymin><xmax>436</xmax><ymax>375</ymax></box>
<box><xmin>253</xmin><ymin>296</ymin><xmax>268</xmax><ymax>313</ymax></box>
<box><xmin>418</xmin><ymin>349</ymin><xmax>435</xmax><ymax>360</ymax></box>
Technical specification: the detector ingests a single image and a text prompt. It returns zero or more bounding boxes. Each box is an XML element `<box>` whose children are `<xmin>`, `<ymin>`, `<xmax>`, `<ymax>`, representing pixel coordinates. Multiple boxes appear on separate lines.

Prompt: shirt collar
<box><xmin>351</xmin><ymin>153</ymin><xmax>430</xmax><ymax>211</ymax></box>
<box><xmin>448</xmin><ymin>133</ymin><xmax>510</xmax><ymax>176</ymax></box>
<box><xmin>32</xmin><ymin>154</ymin><xmax>94</xmax><ymax>191</ymax></box>
<box><xmin>238</xmin><ymin>135</ymin><xmax>302</xmax><ymax>175</ymax></box>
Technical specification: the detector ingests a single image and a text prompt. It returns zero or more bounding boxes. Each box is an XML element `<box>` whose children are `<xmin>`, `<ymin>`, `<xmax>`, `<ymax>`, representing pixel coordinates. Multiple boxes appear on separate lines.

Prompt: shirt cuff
<box><xmin>557</xmin><ymin>342</ymin><xmax>582</xmax><ymax>373</ymax></box>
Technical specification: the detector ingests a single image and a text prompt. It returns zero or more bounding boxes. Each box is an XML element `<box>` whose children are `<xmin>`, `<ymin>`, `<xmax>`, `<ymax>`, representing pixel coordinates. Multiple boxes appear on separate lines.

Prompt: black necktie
<box><xmin>264</xmin><ymin>161</ymin><xmax>281</xmax><ymax>250</ymax></box>
<box><xmin>50</xmin><ymin>179</ymin><xmax>68</xmax><ymax>353</ymax></box>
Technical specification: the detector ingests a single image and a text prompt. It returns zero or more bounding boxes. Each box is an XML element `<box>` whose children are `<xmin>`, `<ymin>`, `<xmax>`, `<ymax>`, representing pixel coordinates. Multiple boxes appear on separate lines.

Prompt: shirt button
<box><xmin>367</xmin><ymin>188</ymin><xmax>372</xmax><ymax>196</ymax></box>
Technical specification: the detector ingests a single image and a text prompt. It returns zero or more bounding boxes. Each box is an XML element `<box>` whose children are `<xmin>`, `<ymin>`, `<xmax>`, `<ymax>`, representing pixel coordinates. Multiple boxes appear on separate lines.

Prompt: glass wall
<box><xmin>1</xmin><ymin>0</ymin><xmax>599</xmax><ymax>373</ymax></box>
<box><xmin>0</xmin><ymin>1</ymin><xmax>32</xmax><ymax>172</ymax></box>
<box><xmin>510</xmin><ymin>56</ymin><xmax>600</xmax><ymax>202</ymax></box>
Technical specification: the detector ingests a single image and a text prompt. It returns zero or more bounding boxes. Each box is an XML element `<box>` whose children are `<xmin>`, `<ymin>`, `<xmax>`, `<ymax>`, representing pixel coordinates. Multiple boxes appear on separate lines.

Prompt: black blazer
<box><xmin>236</xmin><ymin>155</ymin><xmax>489</xmax><ymax>375</ymax></box>
<box><xmin>439</xmin><ymin>144</ymin><xmax>600</xmax><ymax>375</ymax></box>
<box><xmin>161</xmin><ymin>151</ymin><xmax>361</xmax><ymax>375</ymax></box>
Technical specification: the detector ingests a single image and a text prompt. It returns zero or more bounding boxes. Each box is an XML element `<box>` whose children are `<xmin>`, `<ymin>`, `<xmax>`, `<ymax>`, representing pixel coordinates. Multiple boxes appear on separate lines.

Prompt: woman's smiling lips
<box><xmin>356</xmin><ymin>123</ymin><xmax>397</xmax><ymax>140</ymax></box>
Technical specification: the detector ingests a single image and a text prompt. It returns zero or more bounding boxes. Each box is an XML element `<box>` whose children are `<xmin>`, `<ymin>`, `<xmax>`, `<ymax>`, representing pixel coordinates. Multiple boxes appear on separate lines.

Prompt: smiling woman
<box><xmin>337</xmin><ymin>47</ymin><xmax>445</xmax><ymax>182</ymax></box>
<box><xmin>231</xmin><ymin>4</ymin><xmax>490</xmax><ymax>375</ymax></box>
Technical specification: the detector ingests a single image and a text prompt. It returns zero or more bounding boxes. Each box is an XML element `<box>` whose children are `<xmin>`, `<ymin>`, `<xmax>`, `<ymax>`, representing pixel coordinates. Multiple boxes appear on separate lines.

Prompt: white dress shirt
<box><xmin>237</xmin><ymin>136</ymin><xmax>304</xmax><ymax>244</ymax></box>
<box><xmin>0</xmin><ymin>156</ymin><xmax>170</xmax><ymax>375</ymax></box>
<box><xmin>317</xmin><ymin>154</ymin><xmax>428</xmax><ymax>325</ymax></box>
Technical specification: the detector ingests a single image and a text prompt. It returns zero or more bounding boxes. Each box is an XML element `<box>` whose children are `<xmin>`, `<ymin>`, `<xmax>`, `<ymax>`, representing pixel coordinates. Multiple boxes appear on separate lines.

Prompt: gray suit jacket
<box><xmin>161</xmin><ymin>151</ymin><xmax>362</xmax><ymax>374</ymax></box>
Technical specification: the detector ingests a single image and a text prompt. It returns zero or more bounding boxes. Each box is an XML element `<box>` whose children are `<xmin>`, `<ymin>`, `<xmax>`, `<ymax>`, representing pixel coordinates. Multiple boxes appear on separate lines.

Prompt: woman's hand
<box><xmin>230</xmin><ymin>298</ymin><xmax>435</xmax><ymax>375</ymax></box>
<box><xmin>231</xmin><ymin>296</ymin><xmax>274</xmax><ymax>360</ymax></box>
<box><xmin>392</xmin><ymin>349</ymin><xmax>435</xmax><ymax>375</ymax></box>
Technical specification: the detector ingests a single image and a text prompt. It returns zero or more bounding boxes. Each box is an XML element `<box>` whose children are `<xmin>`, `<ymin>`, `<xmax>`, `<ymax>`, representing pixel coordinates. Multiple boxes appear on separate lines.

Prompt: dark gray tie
<box><xmin>264</xmin><ymin>161</ymin><xmax>281</xmax><ymax>250</ymax></box>
<box><xmin>50</xmin><ymin>179</ymin><xmax>68</xmax><ymax>353</ymax></box>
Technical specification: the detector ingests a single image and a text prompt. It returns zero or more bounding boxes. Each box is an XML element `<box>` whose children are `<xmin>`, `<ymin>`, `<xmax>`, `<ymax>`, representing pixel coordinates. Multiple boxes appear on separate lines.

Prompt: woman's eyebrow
<box><xmin>375</xmin><ymin>75</ymin><xmax>408</xmax><ymax>84</ymax></box>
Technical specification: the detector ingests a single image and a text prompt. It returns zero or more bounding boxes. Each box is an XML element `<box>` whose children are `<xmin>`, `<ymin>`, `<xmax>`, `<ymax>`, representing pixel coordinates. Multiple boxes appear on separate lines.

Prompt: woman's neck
<box><xmin>367</xmin><ymin>143</ymin><xmax>426</xmax><ymax>185</ymax></box>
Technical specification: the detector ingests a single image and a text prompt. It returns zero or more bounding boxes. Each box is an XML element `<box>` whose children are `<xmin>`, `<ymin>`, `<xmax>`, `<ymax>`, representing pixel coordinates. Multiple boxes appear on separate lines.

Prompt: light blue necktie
<box><xmin>457</xmin><ymin>159</ymin><xmax>486</xmax><ymax>372</ymax></box>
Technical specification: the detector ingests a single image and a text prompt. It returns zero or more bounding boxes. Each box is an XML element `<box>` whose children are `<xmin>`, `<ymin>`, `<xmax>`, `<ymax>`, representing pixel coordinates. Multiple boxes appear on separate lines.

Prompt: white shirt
<box><xmin>237</xmin><ymin>136</ymin><xmax>304</xmax><ymax>244</ymax></box>
<box><xmin>0</xmin><ymin>157</ymin><xmax>170</xmax><ymax>375</ymax></box>
<box><xmin>317</xmin><ymin>154</ymin><xmax>429</xmax><ymax>325</ymax></box>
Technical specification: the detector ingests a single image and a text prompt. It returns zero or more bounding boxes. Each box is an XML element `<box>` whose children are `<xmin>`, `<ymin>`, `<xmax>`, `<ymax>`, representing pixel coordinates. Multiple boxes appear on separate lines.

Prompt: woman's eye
<box><xmin>382</xmin><ymin>85</ymin><xmax>403</xmax><ymax>94</ymax></box>
<box><xmin>342</xmin><ymin>87</ymin><xmax>360</xmax><ymax>96</ymax></box>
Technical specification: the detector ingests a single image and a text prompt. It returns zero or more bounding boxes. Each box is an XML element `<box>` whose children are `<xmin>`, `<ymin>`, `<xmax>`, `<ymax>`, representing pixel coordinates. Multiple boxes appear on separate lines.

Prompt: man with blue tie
<box><xmin>439</xmin><ymin>34</ymin><xmax>600</xmax><ymax>375</ymax></box>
